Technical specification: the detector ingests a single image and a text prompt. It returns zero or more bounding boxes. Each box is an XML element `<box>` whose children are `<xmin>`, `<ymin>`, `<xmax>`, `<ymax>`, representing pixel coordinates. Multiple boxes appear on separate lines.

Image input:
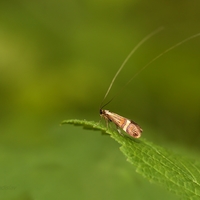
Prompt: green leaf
<box><xmin>61</xmin><ymin>119</ymin><xmax>200</xmax><ymax>200</ymax></box>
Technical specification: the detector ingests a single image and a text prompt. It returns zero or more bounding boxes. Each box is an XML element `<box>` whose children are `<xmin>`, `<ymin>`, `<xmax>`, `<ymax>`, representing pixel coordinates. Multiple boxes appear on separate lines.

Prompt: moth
<box><xmin>100</xmin><ymin>109</ymin><xmax>142</xmax><ymax>138</ymax></box>
<box><xmin>100</xmin><ymin>27</ymin><xmax>200</xmax><ymax>138</ymax></box>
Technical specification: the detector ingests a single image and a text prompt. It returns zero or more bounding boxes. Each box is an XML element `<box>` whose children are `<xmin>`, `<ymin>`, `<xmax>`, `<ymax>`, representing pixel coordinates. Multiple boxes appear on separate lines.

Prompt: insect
<box><xmin>100</xmin><ymin>27</ymin><xmax>200</xmax><ymax>138</ymax></box>
<box><xmin>100</xmin><ymin>109</ymin><xmax>143</xmax><ymax>138</ymax></box>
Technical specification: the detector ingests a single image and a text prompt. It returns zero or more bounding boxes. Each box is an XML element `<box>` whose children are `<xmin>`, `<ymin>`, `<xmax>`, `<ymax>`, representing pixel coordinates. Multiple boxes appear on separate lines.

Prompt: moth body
<box><xmin>100</xmin><ymin>109</ymin><xmax>142</xmax><ymax>138</ymax></box>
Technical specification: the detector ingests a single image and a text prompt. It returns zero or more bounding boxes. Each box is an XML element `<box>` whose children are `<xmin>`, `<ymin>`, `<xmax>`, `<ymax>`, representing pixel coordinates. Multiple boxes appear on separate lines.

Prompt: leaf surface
<box><xmin>61</xmin><ymin>119</ymin><xmax>200</xmax><ymax>199</ymax></box>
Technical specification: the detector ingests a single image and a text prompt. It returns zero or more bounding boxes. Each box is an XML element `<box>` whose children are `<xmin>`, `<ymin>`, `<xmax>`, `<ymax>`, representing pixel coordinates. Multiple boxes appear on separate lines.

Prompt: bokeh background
<box><xmin>0</xmin><ymin>1</ymin><xmax>200</xmax><ymax>199</ymax></box>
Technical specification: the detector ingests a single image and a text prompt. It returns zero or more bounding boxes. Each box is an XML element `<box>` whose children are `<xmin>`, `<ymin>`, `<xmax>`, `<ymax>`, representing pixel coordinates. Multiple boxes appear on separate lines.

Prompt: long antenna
<box><xmin>104</xmin><ymin>32</ymin><xmax>200</xmax><ymax>105</ymax></box>
<box><xmin>100</xmin><ymin>27</ymin><xmax>164</xmax><ymax>108</ymax></box>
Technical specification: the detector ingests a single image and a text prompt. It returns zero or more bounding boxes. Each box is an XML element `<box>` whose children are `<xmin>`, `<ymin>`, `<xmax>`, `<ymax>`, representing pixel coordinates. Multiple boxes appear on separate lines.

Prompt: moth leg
<box><xmin>98</xmin><ymin>115</ymin><xmax>104</xmax><ymax>124</ymax></box>
<box><xmin>116</xmin><ymin>126</ymin><xmax>124</xmax><ymax>136</ymax></box>
<box><xmin>99</xmin><ymin>116</ymin><xmax>109</xmax><ymax>128</ymax></box>
<box><xmin>103</xmin><ymin>120</ymin><xmax>112</xmax><ymax>136</ymax></box>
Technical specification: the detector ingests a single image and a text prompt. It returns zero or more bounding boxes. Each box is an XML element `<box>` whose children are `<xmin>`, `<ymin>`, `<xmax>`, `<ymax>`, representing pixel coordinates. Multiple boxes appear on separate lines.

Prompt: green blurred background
<box><xmin>0</xmin><ymin>1</ymin><xmax>200</xmax><ymax>199</ymax></box>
